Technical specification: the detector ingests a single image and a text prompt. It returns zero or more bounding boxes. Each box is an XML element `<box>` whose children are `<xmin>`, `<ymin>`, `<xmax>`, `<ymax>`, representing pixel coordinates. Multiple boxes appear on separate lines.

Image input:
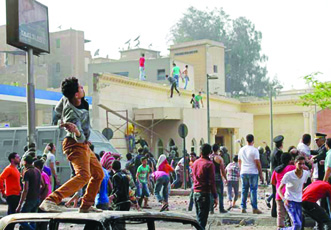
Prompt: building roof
<box><xmin>170</xmin><ymin>39</ymin><xmax>225</xmax><ymax>50</ymax></box>
<box><xmin>119</xmin><ymin>48</ymin><xmax>160</xmax><ymax>54</ymax></box>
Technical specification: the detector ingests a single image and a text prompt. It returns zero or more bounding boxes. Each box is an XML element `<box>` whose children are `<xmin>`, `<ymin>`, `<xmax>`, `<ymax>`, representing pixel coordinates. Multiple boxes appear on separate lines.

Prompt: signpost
<box><xmin>6</xmin><ymin>0</ymin><xmax>50</xmax><ymax>144</ymax></box>
<box><xmin>178</xmin><ymin>124</ymin><xmax>188</xmax><ymax>189</ymax></box>
<box><xmin>102</xmin><ymin>128</ymin><xmax>114</xmax><ymax>140</ymax></box>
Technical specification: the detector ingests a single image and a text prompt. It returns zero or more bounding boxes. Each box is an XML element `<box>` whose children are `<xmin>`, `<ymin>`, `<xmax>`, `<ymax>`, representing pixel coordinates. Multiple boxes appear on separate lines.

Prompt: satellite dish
<box><xmin>94</xmin><ymin>49</ymin><xmax>100</xmax><ymax>57</ymax></box>
<box><xmin>102</xmin><ymin>128</ymin><xmax>113</xmax><ymax>140</ymax></box>
<box><xmin>125</xmin><ymin>39</ymin><xmax>131</xmax><ymax>44</ymax></box>
<box><xmin>134</xmin><ymin>36</ymin><xmax>140</xmax><ymax>41</ymax></box>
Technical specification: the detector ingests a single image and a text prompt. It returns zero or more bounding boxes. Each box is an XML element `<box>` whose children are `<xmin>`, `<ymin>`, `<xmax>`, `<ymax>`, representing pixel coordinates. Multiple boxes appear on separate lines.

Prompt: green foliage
<box><xmin>300</xmin><ymin>72</ymin><xmax>331</xmax><ymax>109</ymax></box>
<box><xmin>170</xmin><ymin>7</ymin><xmax>282</xmax><ymax>97</ymax></box>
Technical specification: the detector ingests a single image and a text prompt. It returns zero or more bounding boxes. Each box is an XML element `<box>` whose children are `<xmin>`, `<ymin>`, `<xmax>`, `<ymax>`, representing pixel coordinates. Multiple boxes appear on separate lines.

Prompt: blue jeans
<box><xmin>241</xmin><ymin>174</ymin><xmax>258</xmax><ymax>210</ymax></box>
<box><xmin>227</xmin><ymin>180</ymin><xmax>239</xmax><ymax>202</ymax></box>
<box><xmin>126</xmin><ymin>135</ymin><xmax>135</xmax><ymax>152</ymax></box>
<box><xmin>188</xmin><ymin>187</ymin><xmax>194</xmax><ymax>211</ymax></box>
<box><xmin>171</xmin><ymin>172</ymin><xmax>182</xmax><ymax>188</ymax></box>
<box><xmin>281</xmin><ymin>201</ymin><xmax>302</xmax><ymax>230</ymax></box>
<box><xmin>174</xmin><ymin>75</ymin><xmax>179</xmax><ymax>87</ymax></box>
<box><xmin>154</xmin><ymin>175</ymin><xmax>170</xmax><ymax>203</ymax></box>
<box><xmin>184</xmin><ymin>76</ymin><xmax>189</xmax><ymax>89</ymax></box>
<box><xmin>194</xmin><ymin>192</ymin><xmax>210</xmax><ymax>230</ymax></box>
<box><xmin>21</xmin><ymin>199</ymin><xmax>39</xmax><ymax>230</ymax></box>
<box><xmin>136</xmin><ymin>182</ymin><xmax>150</xmax><ymax>198</ymax></box>
<box><xmin>210</xmin><ymin>179</ymin><xmax>224</xmax><ymax>212</ymax></box>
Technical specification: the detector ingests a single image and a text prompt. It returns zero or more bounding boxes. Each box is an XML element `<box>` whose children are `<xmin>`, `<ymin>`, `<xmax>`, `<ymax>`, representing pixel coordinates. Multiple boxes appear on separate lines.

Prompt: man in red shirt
<box><xmin>139</xmin><ymin>53</ymin><xmax>145</xmax><ymax>81</ymax></box>
<box><xmin>192</xmin><ymin>144</ymin><xmax>217</xmax><ymax>229</ymax></box>
<box><xmin>302</xmin><ymin>179</ymin><xmax>331</xmax><ymax>229</ymax></box>
<box><xmin>0</xmin><ymin>152</ymin><xmax>21</xmax><ymax>215</ymax></box>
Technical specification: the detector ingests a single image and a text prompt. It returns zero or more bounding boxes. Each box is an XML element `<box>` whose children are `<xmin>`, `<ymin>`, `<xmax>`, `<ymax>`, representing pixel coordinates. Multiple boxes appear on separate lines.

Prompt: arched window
<box><xmin>156</xmin><ymin>139</ymin><xmax>164</xmax><ymax>158</ymax></box>
<box><xmin>200</xmin><ymin>138</ymin><xmax>204</xmax><ymax>147</ymax></box>
<box><xmin>191</xmin><ymin>138</ymin><xmax>197</xmax><ymax>153</ymax></box>
<box><xmin>168</xmin><ymin>138</ymin><xmax>175</xmax><ymax>149</ymax></box>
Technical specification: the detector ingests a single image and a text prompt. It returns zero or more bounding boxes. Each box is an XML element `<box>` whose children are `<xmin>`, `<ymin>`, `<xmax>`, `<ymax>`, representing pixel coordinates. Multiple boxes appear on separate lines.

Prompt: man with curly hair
<box><xmin>39</xmin><ymin>77</ymin><xmax>104</xmax><ymax>213</ymax></box>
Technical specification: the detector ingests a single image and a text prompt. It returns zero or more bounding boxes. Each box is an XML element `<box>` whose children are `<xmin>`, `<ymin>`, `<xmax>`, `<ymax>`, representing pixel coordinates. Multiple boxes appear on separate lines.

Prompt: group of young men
<box><xmin>267</xmin><ymin>132</ymin><xmax>331</xmax><ymax>230</ymax></box>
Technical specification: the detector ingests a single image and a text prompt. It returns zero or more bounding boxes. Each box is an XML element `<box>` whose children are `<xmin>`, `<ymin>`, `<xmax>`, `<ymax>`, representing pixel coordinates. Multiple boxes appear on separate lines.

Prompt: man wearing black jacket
<box><xmin>311</xmin><ymin>133</ymin><xmax>327</xmax><ymax>181</ymax></box>
<box><xmin>110</xmin><ymin>161</ymin><xmax>130</xmax><ymax>211</ymax></box>
<box><xmin>270</xmin><ymin>135</ymin><xmax>284</xmax><ymax>217</ymax></box>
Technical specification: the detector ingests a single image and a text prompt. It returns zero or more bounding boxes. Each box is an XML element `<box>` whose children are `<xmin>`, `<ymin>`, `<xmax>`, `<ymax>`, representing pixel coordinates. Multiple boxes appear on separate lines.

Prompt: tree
<box><xmin>300</xmin><ymin>72</ymin><xmax>331</xmax><ymax>109</ymax></box>
<box><xmin>170</xmin><ymin>7</ymin><xmax>282</xmax><ymax>97</ymax></box>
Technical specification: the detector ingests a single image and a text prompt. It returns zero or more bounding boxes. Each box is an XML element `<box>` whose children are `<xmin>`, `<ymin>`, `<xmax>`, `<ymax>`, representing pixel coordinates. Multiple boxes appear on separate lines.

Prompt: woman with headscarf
<box><xmin>271</xmin><ymin>153</ymin><xmax>295</xmax><ymax>229</ymax></box>
<box><xmin>156</xmin><ymin>154</ymin><xmax>174</xmax><ymax>175</ymax></box>
<box><xmin>154</xmin><ymin>154</ymin><xmax>174</xmax><ymax>211</ymax></box>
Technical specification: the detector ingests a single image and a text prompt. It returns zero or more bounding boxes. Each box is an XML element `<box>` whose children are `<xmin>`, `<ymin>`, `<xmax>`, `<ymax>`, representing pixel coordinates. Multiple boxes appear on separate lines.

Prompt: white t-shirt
<box><xmin>175</xmin><ymin>158</ymin><xmax>184</xmax><ymax>172</ymax></box>
<box><xmin>46</xmin><ymin>152</ymin><xmax>56</xmax><ymax>173</ymax></box>
<box><xmin>297</xmin><ymin>142</ymin><xmax>311</xmax><ymax>157</ymax></box>
<box><xmin>281</xmin><ymin>170</ymin><xmax>310</xmax><ymax>202</ymax></box>
<box><xmin>238</xmin><ymin>145</ymin><xmax>260</xmax><ymax>175</ymax></box>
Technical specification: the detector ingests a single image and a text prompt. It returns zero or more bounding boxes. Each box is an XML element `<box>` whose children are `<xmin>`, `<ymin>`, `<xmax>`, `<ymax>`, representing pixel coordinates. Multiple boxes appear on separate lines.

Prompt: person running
<box><xmin>0</xmin><ymin>152</ymin><xmax>21</xmax><ymax>215</ymax></box>
<box><xmin>171</xmin><ymin>63</ymin><xmax>181</xmax><ymax>87</ymax></box>
<box><xmin>192</xmin><ymin>144</ymin><xmax>217</xmax><ymax>230</ymax></box>
<box><xmin>195</xmin><ymin>92</ymin><xmax>204</xmax><ymax>108</ymax></box>
<box><xmin>182</xmin><ymin>65</ymin><xmax>189</xmax><ymax>89</ymax></box>
<box><xmin>226</xmin><ymin>155</ymin><xmax>240</xmax><ymax>211</ymax></box>
<box><xmin>238</xmin><ymin>134</ymin><xmax>264</xmax><ymax>214</ymax></box>
<box><xmin>278</xmin><ymin>156</ymin><xmax>311</xmax><ymax>230</ymax></box>
<box><xmin>152</xmin><ymin>170</ymin><xmax>170</xmax><ymax>211</ymax></box>
<box><xmin>210</xmin><ymin>144</ymin><xmax>228</xmax><ymax>214</ymax></box>
<box><xmin>139</xmin><ymin>53</ymin><xmax>146</xmax><ymax>81</ymax></box>
<box><xmin>190</xmin><ymin>94</ymin><xmax>196</xmax><ymax>108</ymax></box>
<box><xmin>39</xmin><ymin>77</ymin><xmax>104</xmax><ymax>213</ymax></box>
<box><xmin>271</xmin><ymin>153</ymin><xmax>296</xmax><ymax>229</ymax></box>
<box><xmin>166</xmin><ymin>75</ymin><xmax>180</xmax><ymax>98</ymax></box>
<box><xmin>302</xmin><ymin>178</ymin><xmax>331</xmax><ymax>230</ymax></box>
<box><xmin>136</xmin><ymin>157</ymin><xmax>151</xmax><ymax>208</ymax></box>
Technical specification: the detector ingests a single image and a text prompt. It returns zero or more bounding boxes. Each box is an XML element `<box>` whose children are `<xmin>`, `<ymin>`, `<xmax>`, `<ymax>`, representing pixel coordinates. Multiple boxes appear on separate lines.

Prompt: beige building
<box><xmin>0</xmin><ymin>26</ymin><xmax>91</xmax><ymax>89</ymax></box>
<box><xmin>92</xmin><ymin>73</ymin><xmax>317</xmax><ymax>159</ymax></box>
<box><xmin>170</xmin><ymin>40</ymin><xmax>226</xmax><ymax>95</ymax></box>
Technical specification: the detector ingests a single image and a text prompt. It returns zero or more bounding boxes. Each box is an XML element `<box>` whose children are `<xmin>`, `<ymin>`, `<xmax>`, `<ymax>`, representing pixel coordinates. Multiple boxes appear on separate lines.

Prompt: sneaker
<box><xmin>241</xmin><ymin>209</ymin><xmax>247</xmax><ymax>213</ymax></box>
<box><xmin>227</xmin><ymin>206</ymin><xmax>232</xmax><ymax>211</ymax></box>
<box><xmin>265</xmin><ymin>199</ymin><xmax>271</xmax><ymax>208</ymax></box>
<box><xmin>160</xmin><ymin>204</ymin><xmax>169</xmax><ymax>212</ymax></box>
<box><xmin>219</xmin><ymin>209</ymin><xmax>228</xmax><ymax>214</ymax></box>
<box><xmin>253</xmin><ymin>209</ymin><xmax>262</xmax><ymax>214</ymax></box>
<box><xmin>39</xmin><ymin>200</ymin><xmax>64</xmax><ymax>213</ymax></box>
<box><xmin>79</xmin><ymin>206</ymin><xmax>103</xmax><ymax>213</ymax></box>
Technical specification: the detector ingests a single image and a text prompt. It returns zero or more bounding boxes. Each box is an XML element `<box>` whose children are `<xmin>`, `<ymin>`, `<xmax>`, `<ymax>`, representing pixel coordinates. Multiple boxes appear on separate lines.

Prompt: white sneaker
<box><xmin>39</xmin><ymin>200</ymin><xmax>65</xmax><ymax>213</ymax></box>
<box><xmin>79</xmin><ymin>206</ymin><xmax>103</xmax><ymax>213</ymax></box>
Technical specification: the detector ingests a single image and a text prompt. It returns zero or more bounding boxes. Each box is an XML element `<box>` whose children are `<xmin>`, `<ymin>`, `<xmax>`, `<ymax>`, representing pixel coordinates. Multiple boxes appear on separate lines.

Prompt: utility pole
<box><xmin>27</xmin><ymin>48</ymin><xmax>36</xmax><ymax>144</ymax></box>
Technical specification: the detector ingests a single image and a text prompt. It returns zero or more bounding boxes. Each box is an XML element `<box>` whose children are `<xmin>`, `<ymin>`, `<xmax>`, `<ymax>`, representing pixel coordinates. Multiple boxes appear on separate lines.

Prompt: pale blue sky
<box><xmin>1</xmin><ymin>0</ymin><xmax>330</xmax><ymax>89</ymax></box>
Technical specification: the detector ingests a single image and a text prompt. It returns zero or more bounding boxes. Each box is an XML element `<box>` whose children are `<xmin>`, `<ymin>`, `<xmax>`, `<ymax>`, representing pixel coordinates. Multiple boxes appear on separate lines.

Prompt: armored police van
<box><xmin>0</xmin><ymin>126</ymin><xmax>119</xmax><ymax>184</ymax></box>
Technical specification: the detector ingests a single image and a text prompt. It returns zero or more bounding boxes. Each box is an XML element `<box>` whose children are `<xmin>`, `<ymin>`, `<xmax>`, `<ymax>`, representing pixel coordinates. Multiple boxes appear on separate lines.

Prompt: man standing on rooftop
<box><xmin>171</xmin><ymin>63</ymin><xmax>181</xmax><ymax>87</ymax></box>
<box><xmin>139</xmin><ymin>53</ymin><xmax>146</xmax><ymax>81</ymax></box>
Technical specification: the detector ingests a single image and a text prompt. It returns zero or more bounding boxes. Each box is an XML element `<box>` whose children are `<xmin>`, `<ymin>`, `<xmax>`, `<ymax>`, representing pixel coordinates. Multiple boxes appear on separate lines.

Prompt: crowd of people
<box><xmin>1</xmin><ymin>75</ymin><xmax>331</xmax><ymax>230</ymax></box>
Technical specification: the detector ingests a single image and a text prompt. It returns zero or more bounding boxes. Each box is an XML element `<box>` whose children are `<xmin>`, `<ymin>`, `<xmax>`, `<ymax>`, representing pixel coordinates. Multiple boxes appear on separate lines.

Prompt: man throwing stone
<box><xmin>40</xmin><ymin>77</ymin><xmax>104</xmax><ymax>213</ymax></box>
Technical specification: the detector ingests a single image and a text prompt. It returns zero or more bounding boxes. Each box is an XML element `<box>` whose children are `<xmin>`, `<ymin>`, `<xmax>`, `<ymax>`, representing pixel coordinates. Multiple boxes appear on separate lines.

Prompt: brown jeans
<box><xmin>46</xmin><ymin>138</ymin><xmax>104</xmax><ymax>208</ymax></box>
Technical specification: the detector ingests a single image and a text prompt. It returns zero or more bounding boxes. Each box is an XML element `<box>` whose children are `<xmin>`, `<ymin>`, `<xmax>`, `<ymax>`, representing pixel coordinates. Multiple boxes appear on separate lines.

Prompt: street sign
<box><xmin>6</xmin><ymin>0</ymin><xmax>50</xmax><ymax>54</ymax></box>
<box><xmin>102</xmin><ymin>128</ymin><xmax>113</xmax><ymax>140</ymax></box>
<box><xmin>178</xmin><ymin>124</ymin><xmax>188</xmax><ymax>139</ymax></box>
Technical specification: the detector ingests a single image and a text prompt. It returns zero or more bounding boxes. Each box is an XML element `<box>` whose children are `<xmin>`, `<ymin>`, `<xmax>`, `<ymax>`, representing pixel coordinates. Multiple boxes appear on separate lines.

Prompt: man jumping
<box><xmin>39</xmin><ymin>77</ymin><xmax>104</xmax><ymax>213</ymax></box>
